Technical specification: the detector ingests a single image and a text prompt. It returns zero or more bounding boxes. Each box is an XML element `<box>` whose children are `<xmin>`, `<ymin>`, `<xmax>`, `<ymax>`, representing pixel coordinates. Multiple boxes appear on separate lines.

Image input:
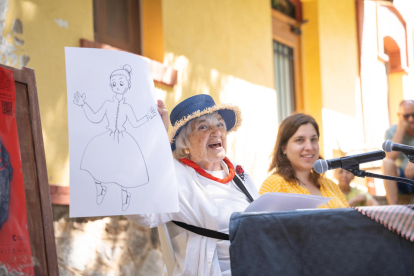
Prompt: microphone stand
<box><xmin>346</xmin><ymin>165</ymin><xmax>414</xmax><ymax>186</ymax></box>
<box><xmin>405</xmin><ymin>154</ymin><xmax>414</xmax><ymax>164</ymax></box>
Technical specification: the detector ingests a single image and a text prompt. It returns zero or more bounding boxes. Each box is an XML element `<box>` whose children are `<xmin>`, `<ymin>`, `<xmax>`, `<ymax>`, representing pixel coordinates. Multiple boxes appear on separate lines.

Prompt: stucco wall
<box><xmin>392</xmin><ymin>0</ymin><xmax>414</xmax><ymax>105</ymax></box>
<box><xmin>318</xmin><ymin>0</ymin><xmax>359</xmax><ymax>117</ymax></box>
<box><xmin>301</xmin><ymin>0</ymin><xmax>364</xmax><ymax>167</ymax></box>
<box><xmin>301</xmin><ymin>0</ymin><xmax>414</xmax><ymax>193</ymax></box>
<box><xmin>300</xmin><ymin>0</ymin><xmax>365</xmax><ymax>186</ymax></box>
<box><xmin>2</xmin><ymin>0</ymin><xmax>278</xmax><ymax>188</ymax></box>
<box><xmin>318</xmin><ymin>0</ymin><xmax>365</xmax><ymax>162</ymax></box>
<box><xmin>141</xmin><ymin>0</ymin><xmax>164</xmax><ymax>63</ymax></box>
<box><xmin>2</xmin><ymin>0</ymin><xmax>94</xmax><ymax>187</ymax></box>
<box><xmin>301</xmin><ymin>0</ymin><xmax>324</xmax><ymax>150</ymax></box>
<box><xmin>360</xmin><ymin>1</ymin><xmax>414</xmax><ymax>152</ymax></box>
<box><xmin>158</xmin><ymin>0</ymin><xmax>278</xmax><ymax>187</ymax></box>
<box><xmin>389</xmin><ymin>71</ymin><xmax>405</xmax><ymax>125</ymax></box>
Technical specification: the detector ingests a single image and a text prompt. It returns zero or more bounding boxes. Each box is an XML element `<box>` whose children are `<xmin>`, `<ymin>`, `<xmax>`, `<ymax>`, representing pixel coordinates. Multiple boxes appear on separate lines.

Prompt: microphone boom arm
<box><xmin>407</xmin><ymin>154</ymin><xmax>414</xmax><ymax>164</ymax></box>
<box><xmin>347</xmin><ymin>166</ymin><xmax>414</xmax><ymax>186</ymax></box>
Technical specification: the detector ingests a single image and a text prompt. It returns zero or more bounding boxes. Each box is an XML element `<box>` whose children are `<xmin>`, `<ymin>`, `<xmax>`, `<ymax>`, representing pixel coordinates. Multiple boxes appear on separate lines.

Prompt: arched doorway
<box><xmin>383</xmin><ymin>36</ymin><xmax>405</xmax><ymax>125</ymax></box>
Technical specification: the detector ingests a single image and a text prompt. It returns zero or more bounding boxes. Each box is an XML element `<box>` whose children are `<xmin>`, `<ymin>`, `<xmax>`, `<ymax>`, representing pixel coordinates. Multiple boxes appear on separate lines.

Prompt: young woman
<box><xmin>259</xmin><ymin>113</ymin><xmax>348</xmax><ymax>209</ymax></box>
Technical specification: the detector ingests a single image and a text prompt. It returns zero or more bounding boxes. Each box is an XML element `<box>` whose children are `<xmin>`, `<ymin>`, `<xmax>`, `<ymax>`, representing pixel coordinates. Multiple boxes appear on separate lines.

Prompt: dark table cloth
<box><xmin>229</xmin><ymin>208</ymin><xmax>414</xmax><ymax>276</ymax></box>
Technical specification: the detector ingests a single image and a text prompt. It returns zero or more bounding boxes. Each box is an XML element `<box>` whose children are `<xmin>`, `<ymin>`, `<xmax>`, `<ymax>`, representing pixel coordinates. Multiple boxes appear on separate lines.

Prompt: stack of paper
<box><xmin>245</xmin><ymin>193</ymin><xmax>332</xmax><ymax>212</ymax></box>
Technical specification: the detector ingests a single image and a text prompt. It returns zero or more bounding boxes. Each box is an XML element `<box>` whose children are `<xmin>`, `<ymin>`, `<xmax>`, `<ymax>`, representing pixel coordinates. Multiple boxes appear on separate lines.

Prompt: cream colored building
<box><xmin>1</xmin><ymin>0</ymin><xmax>413</xmax><ymax>196</ymax></box>
<box><xmin>2</xmin><ymin>0</ymin><xmax>414</xmax><ymax>274</ymax></box>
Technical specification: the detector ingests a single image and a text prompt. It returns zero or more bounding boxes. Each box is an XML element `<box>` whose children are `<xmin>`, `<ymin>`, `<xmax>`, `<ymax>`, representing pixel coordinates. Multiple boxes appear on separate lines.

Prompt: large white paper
<box><xmin>66</xmin><ymin>47</ymin><xmax>178</xmax><ymax>217</ymax></box>
<box><xmin>244</xmin><ymin>193</ymin><xmax>331</xmax><ymax>212</ymax></box>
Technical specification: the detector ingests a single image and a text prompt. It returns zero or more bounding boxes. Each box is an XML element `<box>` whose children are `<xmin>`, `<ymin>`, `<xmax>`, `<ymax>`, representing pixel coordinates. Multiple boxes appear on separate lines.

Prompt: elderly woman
<box><xmin>127</xmin><ymin>94</ymin><xmax>258</xmax><ymax>275</ymax></box>
<box><xmin>259</xmin><ymin>113</ymin><xmax>348</xmax><ymax>209</ymax></box>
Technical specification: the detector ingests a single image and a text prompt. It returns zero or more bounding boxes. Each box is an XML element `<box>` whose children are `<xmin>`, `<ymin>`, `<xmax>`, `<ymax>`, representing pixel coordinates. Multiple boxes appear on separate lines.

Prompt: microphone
<box><xmin>313</xmin><ymin>150</ymin><xmax>386</xmax><ymax>174</ymax></box>
<box><xmin>382</xmin><ymin>140</ymin><xmax>414</xmax><ymax>156</ymax></box>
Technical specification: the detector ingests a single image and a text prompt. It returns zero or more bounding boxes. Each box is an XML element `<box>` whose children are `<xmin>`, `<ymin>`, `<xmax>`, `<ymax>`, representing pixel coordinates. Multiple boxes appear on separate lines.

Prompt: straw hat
<box><xmin>169</xmin><ymin>94</ymin><xmax>242</xmax><ymax>151</ymax></box>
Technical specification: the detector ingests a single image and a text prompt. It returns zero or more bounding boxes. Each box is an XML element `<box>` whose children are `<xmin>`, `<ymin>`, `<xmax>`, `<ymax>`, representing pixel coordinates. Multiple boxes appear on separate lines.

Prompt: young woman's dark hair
<box><xmin>268</xmin><ymin>113</ymin><xmax>323</xmax><ymax>187</ymax></box>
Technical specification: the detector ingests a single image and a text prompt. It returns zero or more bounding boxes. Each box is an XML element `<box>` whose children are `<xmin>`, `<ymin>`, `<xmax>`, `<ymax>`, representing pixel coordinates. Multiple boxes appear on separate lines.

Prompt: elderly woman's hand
<box><xmin>157</xmin><ymin>100</ymin><xmax>169</xmax><ymax>131</ymax></box>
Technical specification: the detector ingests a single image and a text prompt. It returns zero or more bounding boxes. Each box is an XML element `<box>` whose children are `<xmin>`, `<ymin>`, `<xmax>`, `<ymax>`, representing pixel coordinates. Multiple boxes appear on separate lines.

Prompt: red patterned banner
<box><xmin>0</xmin><ymin>66</ymin><xmax>34</xmax><ymax>275</ymax></box>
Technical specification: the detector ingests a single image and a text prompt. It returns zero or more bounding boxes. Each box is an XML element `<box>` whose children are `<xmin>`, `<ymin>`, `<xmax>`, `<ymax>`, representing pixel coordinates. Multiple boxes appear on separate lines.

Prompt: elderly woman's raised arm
<box><xmin>127</xmin><ymin>212</ymin><xmax>172</xmax><ymax>228</ymax></box>
<box><xmin>157</xmin><ymin>100</ymin><xmax>169</xmax><ymax>131</ymax></box>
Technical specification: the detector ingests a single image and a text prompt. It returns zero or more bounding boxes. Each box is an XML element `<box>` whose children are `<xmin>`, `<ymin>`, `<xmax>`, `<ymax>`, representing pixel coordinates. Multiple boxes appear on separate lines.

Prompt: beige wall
<box><xmin>389</xmin><ymin>72</ymin><xmax>404</xmax><ymax>125</ymax></box>
<box><xmin>158</xmin><ymin>0</ymin><xmax>278</xmax><ymax>187</ymax></box>
<box><xmin>319</xmin><ymin>0</ymin><xmax>365</xmax><ymax>163</ymax></box>
<box><xmin>301</xmin><ymin>0</ymin><xmax>324</xmax><ymax>150</ymax></box>
<box><xmin>319</xmin><ymin>0</ymin><xmax>359</xmax><ymax>117</ymax></box>
<box><xmin>360</xmin><ymin>1</ymin><xmax>414</xmax><ymax>151</ymax></box>
<box><xmin>141</xmin><ymin>0</ymin><xmax>164</xmax><ymax>63</ymax></box>
<box><xmin>301</xmin><ymin>0</ymin><xmax>364</xmax><ymax>165</ymax></box>
<box><xmin>2</xmin><ymin>0</ymin><xmax>94</xmax><ymax>186</ymax></box>
<box><xmin>2</xmin><ymin>0</ymin><xmax>278</xmax><ymax>188</ymax></box>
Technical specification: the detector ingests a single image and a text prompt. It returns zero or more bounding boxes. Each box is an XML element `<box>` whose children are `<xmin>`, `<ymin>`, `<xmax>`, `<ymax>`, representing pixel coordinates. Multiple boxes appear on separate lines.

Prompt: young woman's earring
<box><xmin>184</xmin><ymin>149</ymin><xmax>190</xmax><ymax>155</ymax></box>
<box><xmin>283</xmin><ymin>152</ymin><xmax>286</xmax><ymax>156</ymax></box>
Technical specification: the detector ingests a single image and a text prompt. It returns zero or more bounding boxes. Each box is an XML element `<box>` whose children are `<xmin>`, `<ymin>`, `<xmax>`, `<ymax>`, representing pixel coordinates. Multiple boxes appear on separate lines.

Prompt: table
<box><xmin>229</xmin><ymin>208</ymin><xmax>414</xmax><ymax>276</ymax></box>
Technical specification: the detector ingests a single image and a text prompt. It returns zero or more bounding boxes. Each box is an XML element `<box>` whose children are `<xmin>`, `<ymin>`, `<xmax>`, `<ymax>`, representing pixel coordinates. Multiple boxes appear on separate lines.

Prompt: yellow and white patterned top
<box><xmin>259</xmin><ymin>174</ymin><xmax>349</xmax><ymax>209</ymax></box>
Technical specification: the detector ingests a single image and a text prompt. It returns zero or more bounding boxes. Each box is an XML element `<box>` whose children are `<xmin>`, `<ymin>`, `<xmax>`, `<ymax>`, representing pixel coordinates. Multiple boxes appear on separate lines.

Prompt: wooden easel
<box><xmin>0</xmin><ymin>64</ymin><xmax>58</xmax><ymax>275</ymax></box>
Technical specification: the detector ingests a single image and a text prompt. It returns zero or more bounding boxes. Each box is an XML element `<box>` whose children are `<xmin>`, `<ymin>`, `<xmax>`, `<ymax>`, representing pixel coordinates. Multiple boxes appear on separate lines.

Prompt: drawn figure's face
<box><xmin>110</xmin><ymin>75</ymin><xmax>130</xmax><ymax>94</ymax></box>
<box><xmin>187</xmin><ymin>114</ymin><xmax>227</xmax><ymax>170</ymax></box>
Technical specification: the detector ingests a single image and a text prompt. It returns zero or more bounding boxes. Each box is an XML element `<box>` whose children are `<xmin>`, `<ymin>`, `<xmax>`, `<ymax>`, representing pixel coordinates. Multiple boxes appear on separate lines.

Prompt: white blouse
<box><xmin>126</xmin><ymin>159</ymin><xmax>259</xmax><ymax>276</ymax></box>
<box><xmin>202</xmin><ymin>167</ymin><xmax>251</xmax><ymax>275</ymax></box>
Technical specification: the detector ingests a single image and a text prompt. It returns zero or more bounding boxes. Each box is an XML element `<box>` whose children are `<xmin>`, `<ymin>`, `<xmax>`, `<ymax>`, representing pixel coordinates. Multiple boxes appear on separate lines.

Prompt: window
<box><xmin>271</xmin><ymin>0</ymin><xmax>296</xmax><ymax>19</ymax></box>
<box><xmin>93</xmin><ymin>0</ymin><xmax>142</xmax><ymax>54</ymax></box>
<box><xmin>273</xmin><ymin>40</ymin><xmax>295</xmax><ymax>123</ymax></box>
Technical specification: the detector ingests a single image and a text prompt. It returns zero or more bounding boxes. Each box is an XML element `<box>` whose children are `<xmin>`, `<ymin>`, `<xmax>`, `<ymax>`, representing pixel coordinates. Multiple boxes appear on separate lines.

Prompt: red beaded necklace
<box><xmin>179</xmin><ymin>157</ymin><xmax>235</xmax><ymax>184</ymax></box>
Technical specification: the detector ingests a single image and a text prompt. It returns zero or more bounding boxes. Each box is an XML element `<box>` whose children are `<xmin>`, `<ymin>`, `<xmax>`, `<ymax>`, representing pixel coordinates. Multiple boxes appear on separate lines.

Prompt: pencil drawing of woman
<box><xmin>74</xmin><ymin>64</ymin><xmax>156</xmax><ymax>211</ymax></box>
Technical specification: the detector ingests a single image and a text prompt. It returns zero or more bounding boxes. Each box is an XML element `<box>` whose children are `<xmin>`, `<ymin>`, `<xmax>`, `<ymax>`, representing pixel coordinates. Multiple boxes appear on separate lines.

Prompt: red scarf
<box><xmin>179</xmin><ymin>157</ymin><xmax>235</xmax><ymax>184</ymax></box>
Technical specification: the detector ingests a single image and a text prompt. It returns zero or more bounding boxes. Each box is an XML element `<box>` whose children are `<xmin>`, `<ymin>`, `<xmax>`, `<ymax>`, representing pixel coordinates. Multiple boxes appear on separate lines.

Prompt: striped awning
<box><xmin>355</xmin><ymin>205</ymin><xmax>414</xmax><ymax>242</ymax></box>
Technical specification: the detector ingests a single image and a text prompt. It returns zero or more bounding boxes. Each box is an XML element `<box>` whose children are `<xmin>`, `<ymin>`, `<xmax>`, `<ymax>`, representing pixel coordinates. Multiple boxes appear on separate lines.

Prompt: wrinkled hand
<box><xmin>157</xmin><ymin>100</ymin><xmax>169</xmax><ymax>132</ymax></box>
<box><xmin>147</xmin><ymin>106</ymin><xmax>157</xmax><ymax>119</ymax></box>
<box><xmin>73</xmin><ymin>91</ymin><xmax>86</xmax><ymax>106</ymax></box>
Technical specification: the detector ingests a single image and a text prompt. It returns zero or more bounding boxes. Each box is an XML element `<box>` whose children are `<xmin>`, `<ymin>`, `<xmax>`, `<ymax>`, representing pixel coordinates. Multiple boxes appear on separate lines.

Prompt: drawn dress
<box><xmin>81</xmin><ymin>96</ymin><xmax>149</xmax><ymax>188</ymax></box>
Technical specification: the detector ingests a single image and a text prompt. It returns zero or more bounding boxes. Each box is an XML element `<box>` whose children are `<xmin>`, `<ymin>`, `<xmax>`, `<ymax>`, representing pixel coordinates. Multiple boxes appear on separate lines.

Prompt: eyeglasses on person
<box><xmin>401</xmin><ymin>113</ymin><xmax>414</xmax><ymax>119</ymax></box>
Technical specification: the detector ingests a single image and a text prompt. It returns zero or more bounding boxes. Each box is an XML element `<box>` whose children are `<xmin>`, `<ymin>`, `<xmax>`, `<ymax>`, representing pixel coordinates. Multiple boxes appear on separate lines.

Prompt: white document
<box><xmin>244</xmin><ymin>192</ymin><xmax>332</xmax><ymax>212</ymax></box>
<box><xmin>66</xmin><ymin>47</ymin><xmax>178</xmax><ymax>217</ymax></box>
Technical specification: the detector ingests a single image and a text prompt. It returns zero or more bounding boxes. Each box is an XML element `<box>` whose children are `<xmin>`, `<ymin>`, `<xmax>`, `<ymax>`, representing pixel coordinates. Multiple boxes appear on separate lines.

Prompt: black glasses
<box><xmin>402</xmin><ymin>113</ymin><xmax>414</xmax><ymax>119</ymax></box>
